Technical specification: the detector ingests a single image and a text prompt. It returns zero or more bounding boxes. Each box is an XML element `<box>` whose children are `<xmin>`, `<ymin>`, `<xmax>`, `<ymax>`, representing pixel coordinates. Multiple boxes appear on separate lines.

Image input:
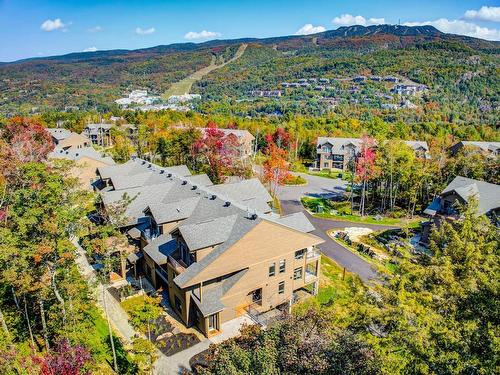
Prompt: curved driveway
<box><xmin>278</xmin><ymin>173</ymin><xmax>398</xmax><ymax>283</ymax></box>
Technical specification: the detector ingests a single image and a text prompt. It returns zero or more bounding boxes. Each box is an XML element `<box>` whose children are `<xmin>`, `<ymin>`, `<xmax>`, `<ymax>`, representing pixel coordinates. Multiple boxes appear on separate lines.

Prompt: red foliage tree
<box><xmin>265</xmin><ymin>127</ymin><xmax>293</xmax><ymax>151</ymax></box>
<box><xmin>2</xmin><ymin>117</ymin><xmax>54</xmax><ymax>163</ymax></box>
<box><xmin>192</xmin><ymin>123</ymin><xmax>239</xmax><ymax>184</ymax></box>
<box><xmin>33</xmin><ymin>339</ymin><xmax>92</xmax><ymax>375</ymax></box>
<box><xmin>355</xmin><ymin>135</ymin><xmax>378</xmax><ymax>216</ymax></box>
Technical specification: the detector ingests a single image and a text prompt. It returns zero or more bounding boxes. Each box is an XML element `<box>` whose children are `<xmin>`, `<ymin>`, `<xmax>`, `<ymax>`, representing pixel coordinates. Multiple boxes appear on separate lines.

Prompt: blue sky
<box><xmin>0</xmin><ymin>0</ymin><xmax>499</xmax><ymax>61</ymax></box>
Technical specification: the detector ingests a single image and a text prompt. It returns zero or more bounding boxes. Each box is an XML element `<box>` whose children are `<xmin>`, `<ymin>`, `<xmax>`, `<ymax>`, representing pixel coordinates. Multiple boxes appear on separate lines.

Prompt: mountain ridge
<box><xmin>3</xmin><ymin>24</ymin><xmax>498</xmax><ymax>64</ymax></box>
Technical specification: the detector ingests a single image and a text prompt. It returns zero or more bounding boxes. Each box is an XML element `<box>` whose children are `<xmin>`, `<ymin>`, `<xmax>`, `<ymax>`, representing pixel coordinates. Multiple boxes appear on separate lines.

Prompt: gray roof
<box><xmin>84</xmin><ymin>123</ymin><xmax>114</xmax><ymax>135</ymax></box>
<box><xmin>146</xmin><ymin>196</ymin><xmax>201</xmax><ymax>224</ymax></box>
<box><xmin>47</xmin><ymin>128</ymin><xmax>72</xmax><ymax>141</ymax></box>
<box><xmin>458</xmin><ymin>141</ymin><xmax>500</xmax><ymax>152</ymax></box>
<box><xmin>190</xmin><ymin>269</ymin><xmax>248</xmax><ymax>316</ymax></box>
<box><xmin>143</xmin><ymin>234</ymin><xmax>177</xmax><ymax>265</ymax></box>
<box><xmin>179</xmin><ymin>214</ymin><xmax>239</xmax><ymax>251</ymax></box>
<box><xmin>442</xmin><ymin>176</ymin><xmax>500</xmax><ymax>215</ymax></box>
<box><xmin>272</xmin><ymin>212</ymin><xmax>316</xmax><ymax>233</ymax></box>
<box><xmin>404</xmin><ymin>140</ymin><xmax>429</xmax><ymax>151</ymax></box>
<box><xmin>317</xmin><ymin>137</ymin><xmax>361</xmax><ymax>153</ymax></box>
<box><xmin>101</xmin><ymin>182</ymin><xmax>175</xmax><ymax>226</ymax></box>
<box><xmin>317</xmin><ymin>137</ymin><xmax>429</xmax><ymax>153</ymax></box>
<box><xmin>49</xmin><ymin>146</ymin><xmax>115</xmax><ymax>165</ymax></box>
<box><xmin>210</xmin><ymin>178</ymin><xmax>272</xmax><ymax>213</ymax></box>
<box><xmin>97</xmin><ymin>158</ymin><xmax>320</xmax><ymax>288</ymax></box>
<box><xmin>98</xmin><ymin>159</ymin><xmax>191</xmax><ymax>190</ymax></box>
<box><xmin>186</xmin><ymin>174</ymin><xmax>213</xmax><ymax>187</ymax></box>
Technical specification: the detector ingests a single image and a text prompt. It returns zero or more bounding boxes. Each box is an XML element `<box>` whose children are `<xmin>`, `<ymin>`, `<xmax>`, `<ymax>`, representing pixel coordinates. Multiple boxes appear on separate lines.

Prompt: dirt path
<box><xmin>164</xmin><ymin>43</ymin><xmax>247</xmax><ymax>97</ymax></box>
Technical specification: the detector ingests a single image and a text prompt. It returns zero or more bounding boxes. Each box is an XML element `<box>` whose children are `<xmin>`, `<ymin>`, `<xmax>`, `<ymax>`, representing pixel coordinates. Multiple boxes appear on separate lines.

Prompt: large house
<box><xmin>49</xmin><ymin>146</ymin><xmax>115</xmax><ymax>190</ymax></box>
<box><xmin>47</xmin><ymin>128</ymin><xmax>91</xmax><ymax>150</ymax></box>
<box><xmin>82</xmin><ymin>123</ymin><xmax>114</xmax><ymax>147</ymax></box>
<box><xmin>96</xmin><ymin>158</ymin><xmax>322</xmax><ymax>337</ymax></box>
<box><xmin>316</xmin><ymin>137</ymin><xmax>429</xmax><ymax>171</ymax></box>
<box><xmin>449</xmin><ymin>141</ymin><xmax>500</xmax><ymax>157</ymax></box>
<box><xmin>421</xmin><ymin>176</ymin><xmax>500</xmax><ymax>244</ymax></box>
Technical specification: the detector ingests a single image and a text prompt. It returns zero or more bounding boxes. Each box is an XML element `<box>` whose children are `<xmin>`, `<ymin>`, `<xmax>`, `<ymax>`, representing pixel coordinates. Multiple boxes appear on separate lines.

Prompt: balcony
<box><xmin>305</xmin><ymin>270</ymin><xmax>318</xmax><ymax>284</ymax></box>
<box><xmin>168</xmin><ymin>255</ymin><xmax>187</xmax><ymax>274</ymax></box>
<box><xmin>306</xmin><ymin>248</ymin><xmax>321</xmax><ymax>261</ymax></box>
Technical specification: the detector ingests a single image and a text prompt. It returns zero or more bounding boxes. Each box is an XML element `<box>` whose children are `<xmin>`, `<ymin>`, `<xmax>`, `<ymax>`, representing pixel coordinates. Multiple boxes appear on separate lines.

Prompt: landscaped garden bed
<box><xmin>121</xmin><ymin>295</ymin><xmax>201</xmax><ymax>356</ymax></box>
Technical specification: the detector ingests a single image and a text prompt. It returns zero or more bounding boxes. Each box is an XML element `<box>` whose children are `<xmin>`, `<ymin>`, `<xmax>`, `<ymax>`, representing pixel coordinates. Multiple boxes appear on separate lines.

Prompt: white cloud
<box><xmin>83</xmin><ymin>47</ymin><xmax>98</xmax><ymax>52</ymax></box>
<box><xmin>184</xmin><ymin>30</ymin><xmax>221</xmax><ymax>40</ymax></box>
<box><xmin>331</xmin><ymin>14</ymin><xmax>385</xmax><ymax>26</ymax></box>
<box><xmin>464</xmin><ymin>6</ymin><xmax>500</xmax><ymax>22</ymax></box>
<box><xmin>40</xmin><ymin>18</ymin><xmax>67</xmax><ymax>32</ymax></box>
<box><xmin>295</xmin><ymin>24</ymin><xmax>326</xmax><ymax>35</ymax></box>
<box><xmin>88</xmin><ymin>26</ymin><xmax>103</xmax><ymax>33</ymax></box>
<box><xmin>403</xmin><ymin>18</ymin><xmax>500</xmax><ymax>41</ymax></box>
<box><xmin>135</xmin><ymin>27</ymin><xmax>155</xmax><ymax>35</ymax></box>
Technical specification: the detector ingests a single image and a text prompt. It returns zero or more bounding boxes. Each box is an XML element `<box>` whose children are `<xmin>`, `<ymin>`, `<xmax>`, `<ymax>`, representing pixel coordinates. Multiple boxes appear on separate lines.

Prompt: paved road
<box><xmin>278</xmin><ymin>173</ymin><xmax>398</xmax><ymax>283</ymax></box>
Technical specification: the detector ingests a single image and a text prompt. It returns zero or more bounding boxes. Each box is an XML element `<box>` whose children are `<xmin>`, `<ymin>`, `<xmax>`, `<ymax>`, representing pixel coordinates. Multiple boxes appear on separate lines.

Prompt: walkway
<box><xmin>72</xmin><ymin>238</ymin><xmax>136</xmax><ymax>341</ymax></box>
<box><xmin>154</xmin><ymin>315</ymin><xmax>254</xmax><ymax>374</ymax></box>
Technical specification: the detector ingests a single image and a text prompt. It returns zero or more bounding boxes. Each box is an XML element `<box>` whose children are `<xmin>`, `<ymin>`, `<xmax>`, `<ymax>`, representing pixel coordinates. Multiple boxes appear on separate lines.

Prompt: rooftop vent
<box><xmin>191</xmin><ymin>185</ymin><xmax>198</xmax><ymax>190</ymax></box>
<box><xmin>246</xmin><ymin>208</ymin><xmax>258</xmax><ymax>220</ymax></box>
<box><xmin>159</xmin><ymin>170</ymin><xmax>165</xmax><ymax>174</ymax></box>
<box><xmin>210</xmin><ymin>194</ymin><xmax>217</xmax><ymax>200</ymax></box>
<box><xmin>141</xmin><ymin>161</ymin><xmax>146</xmax><ymax>165</ymax></box>
<box><xmin>181</xmin><ymin>180</ymin><xmax>187</xmax><ymax>185</ymax></box>
<box><xmin>224</xmin><ymin>201</ymin><xmax>231</xmax><ymax>207</ymax></box>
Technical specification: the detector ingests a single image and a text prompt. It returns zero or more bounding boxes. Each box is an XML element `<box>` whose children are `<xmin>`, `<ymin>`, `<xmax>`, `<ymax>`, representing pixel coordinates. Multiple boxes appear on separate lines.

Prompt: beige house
<box><xmin>97</xmin><ymin>158</ymin><xmax>322</xmax><ymax>337</ymax></box>
<box><xmin>48</xmin><ymin>128</ymin><xmax>91</xmax><ymax>150</ymax></box>
<box><xmin>49</xmin><ymin>147</ymin><xmax>115</xmax><ymax>189</ymax></box>
<box><xmin>316</xmin><ymin>137</ymin><xmax>430</xmax><ymax>170</ymax></box>
<box><xmin>449</xmin><ymin>141</ymin><xmax>500</xmax><ymax>157</ymax></box>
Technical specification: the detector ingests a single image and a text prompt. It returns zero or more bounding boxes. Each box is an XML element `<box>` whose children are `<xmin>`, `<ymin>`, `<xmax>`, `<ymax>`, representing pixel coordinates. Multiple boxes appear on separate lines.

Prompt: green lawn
<box><xmin>293</xmin><ymin>256</ymin><xmax>362</xmax><ymax>314</ymax></box>
<box><xmin>301</xmin><ymin>196</ymin><xmax>422</xmax><ymax>227</ymax></box>
<box><xmin>306</xmin><ymin>169</ymin><xmax>342</xmax><ymax>179</ymax></box>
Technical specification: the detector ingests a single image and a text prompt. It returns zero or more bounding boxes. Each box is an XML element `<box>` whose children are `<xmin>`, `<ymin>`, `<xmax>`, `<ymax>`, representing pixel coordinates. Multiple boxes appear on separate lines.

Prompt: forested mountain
<box><xmin>0</xmin><ymin>25</ymin><xmax>498</xmax><ymax>126</ymax></box>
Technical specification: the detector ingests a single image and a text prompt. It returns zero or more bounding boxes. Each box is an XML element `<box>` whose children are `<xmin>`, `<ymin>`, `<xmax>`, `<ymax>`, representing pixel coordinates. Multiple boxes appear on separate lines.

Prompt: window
<box><xmin>279</xmin><ymin>259</ymin><xmax>286</xmax><ymax>273</ymax></box>
<box><xmin>323</xmin><ymin>162</ymin><xmax>329</xmax><ymax>168</ymax></box>
<box><xmin>295</xmin><ymin>249</ymin><xmax>305</xmax><ymax>259</ymax></box>
<box><xmin>294</xmin><ymin>267</ymin><xmax>303</xmax><ymax>280</ymax></box>
<box><xmin>208</xmin><ymin>313</ymin><xmax>218</xmax><ymax>332</ymax></box>
<box><xmin>278</xmin><ymin>281</ymin><xmax>285</xmax><ymax>294</ymax></box>
<box><xmin>174</xmin><ymin>296</ymin><xmax>182</xmax><ymax>314</ymax></box>
<box><xmin>269</xmin><ymin>263</ymin><xmax>275</xmax><ymax>277</ymax></box>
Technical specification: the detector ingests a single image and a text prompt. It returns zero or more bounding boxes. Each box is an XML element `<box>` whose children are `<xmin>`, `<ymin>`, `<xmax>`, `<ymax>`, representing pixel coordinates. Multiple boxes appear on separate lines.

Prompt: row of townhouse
<box><xmin>81</xmin><ymin>123</ymin><xmax>256</xmax><ymax>159</ymax></box>
<box><xmin>95</xmin><ymin>158</ymin><xmax>323</xmax><ymax>337</ymax></box>
<box><xmin>315</xmin><ymin>137</ymin><xmax>430</xmax><ymax>171</ymax></box>
<box><xmin>315</xmin><ymin>137</ymin><xmax>500</xmax><ymax>171</ymax></box>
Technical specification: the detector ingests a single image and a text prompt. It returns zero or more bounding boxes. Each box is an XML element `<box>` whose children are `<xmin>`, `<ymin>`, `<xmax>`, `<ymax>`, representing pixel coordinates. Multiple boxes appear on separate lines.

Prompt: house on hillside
<box><xmin>82</xmin><ymin>123</ymin><xmax>114</xmax><ymax>147</ymax></box>
<box><xmin>47</xmin><ymin>128</ymin><xmax>91</xmax><ymax>150</ymax></box>
<box><xmin>49</xmin><ymin>147</ymin><xmax>115</xmax><ymax>189</ymax></box>
<box><xmin>449</xmin><ymin>141</ymin><xmax>500</xmax><ymax>157</ymax></box>
<box><xmin>315</xmin><ymin>137</ymin><xmax>429</xmax><ymax>171</ymax></box>
<box><xmin>95</xmin><ymin>158</ymin><xmax>322</xmax><ymax>337</ymax></box>
<box><xmin>421</xmin><ymin>176</ymin><xmax>500</xmax><ymax>244</ymax></box>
